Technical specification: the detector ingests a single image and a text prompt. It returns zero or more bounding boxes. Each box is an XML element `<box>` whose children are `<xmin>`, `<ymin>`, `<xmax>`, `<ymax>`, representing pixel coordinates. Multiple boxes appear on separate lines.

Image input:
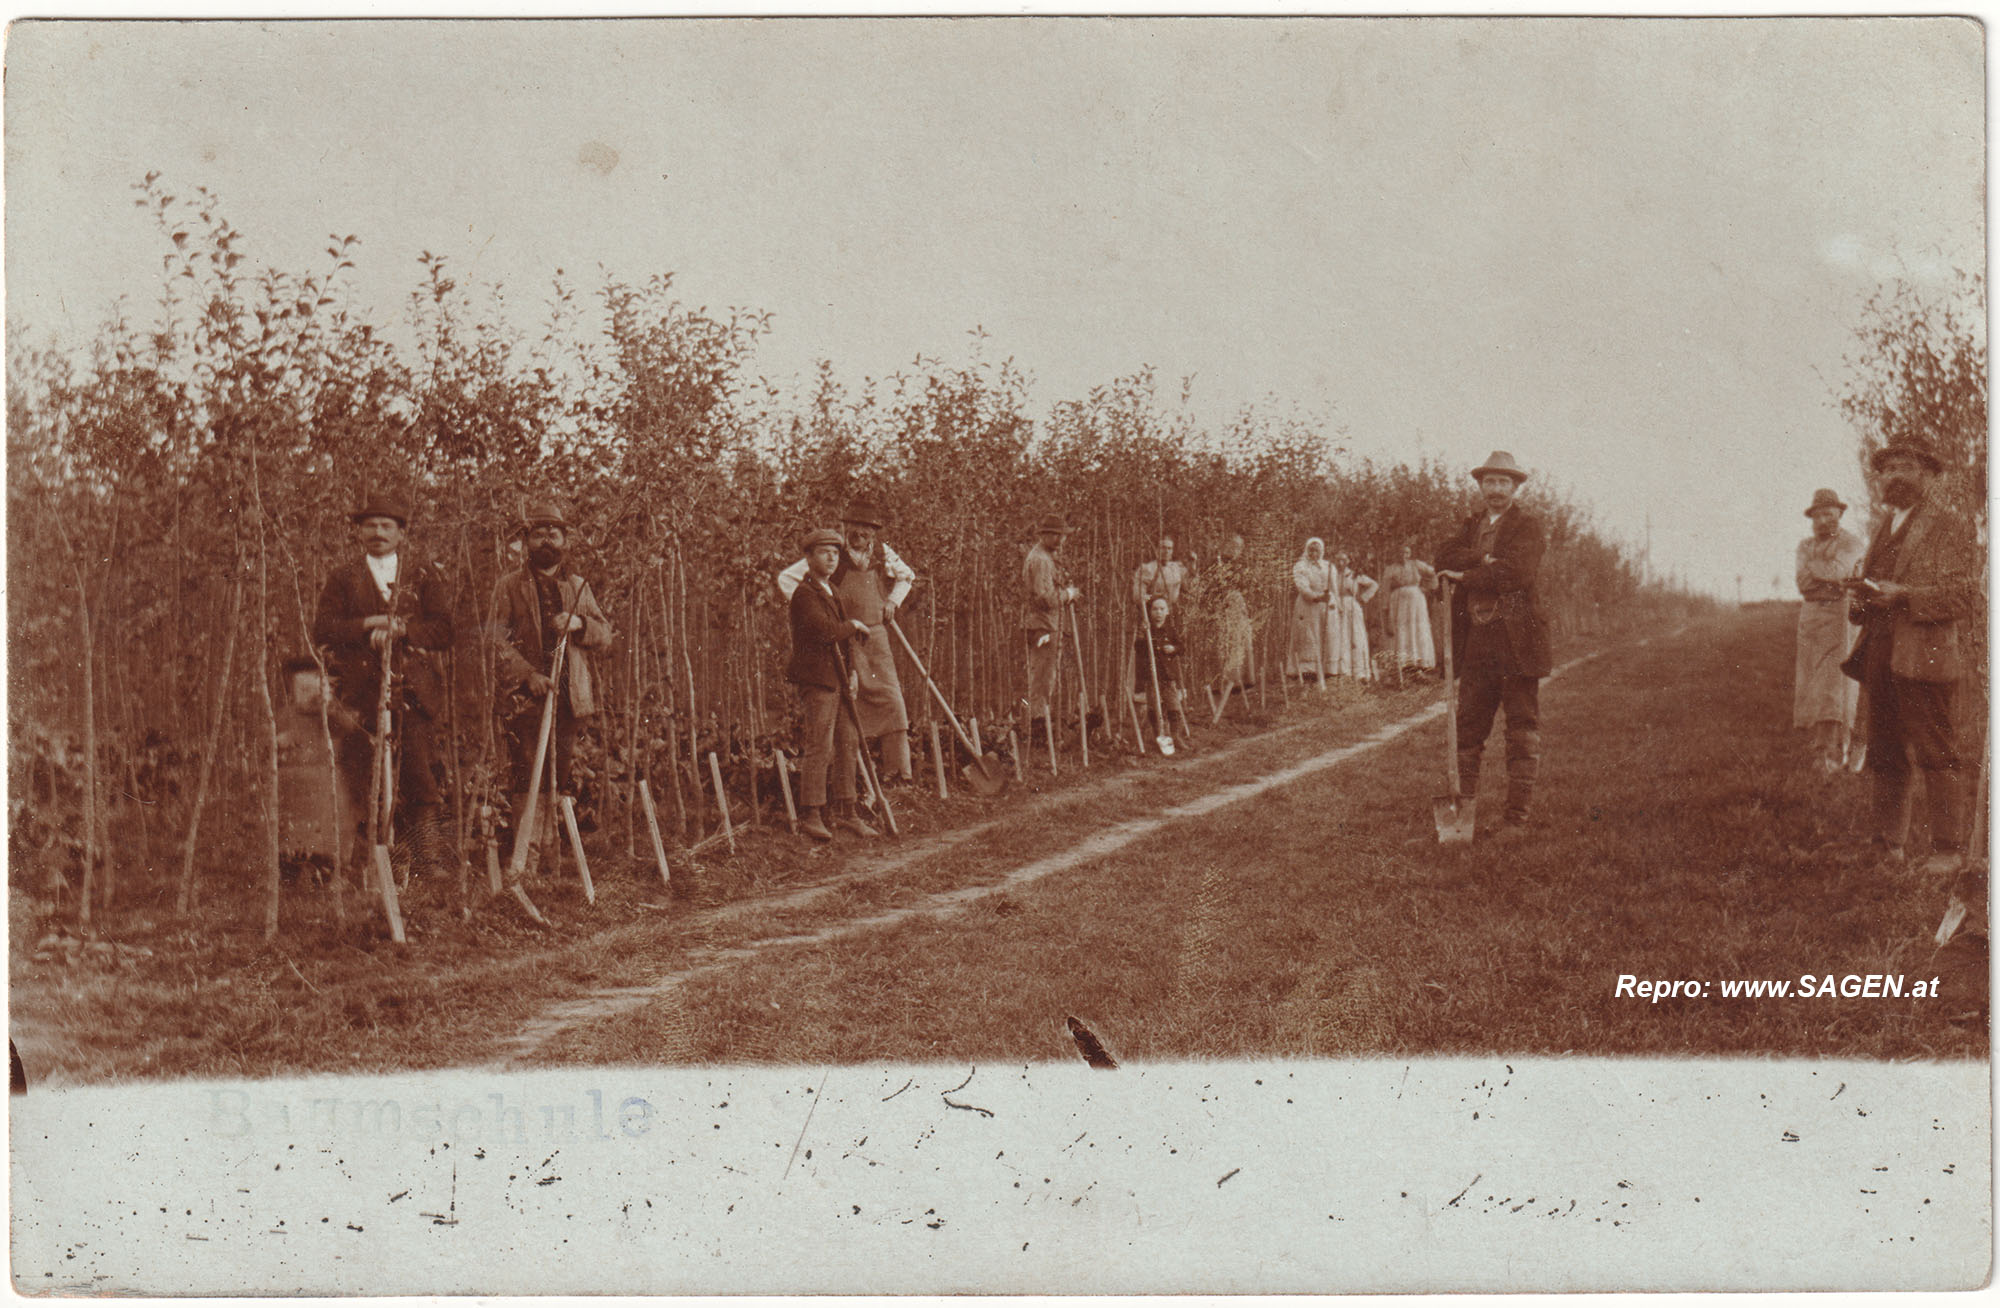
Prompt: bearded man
<box><xmin>1840</xmin><ymin>438</ymin><xmax>1980</xmax><ymax>873</ymax></box>
<box><xmin>491</xmin><ymin>502</ymin><xmax>615</xmax><ymax>875</ymax></box>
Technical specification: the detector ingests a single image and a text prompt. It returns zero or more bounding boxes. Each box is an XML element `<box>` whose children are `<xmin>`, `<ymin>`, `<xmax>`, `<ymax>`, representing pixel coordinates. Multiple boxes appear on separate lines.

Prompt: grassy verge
<box><xmin>8</xmin><ymin>667</ymin><xmax>1431</xmax><ymax>1083</ymax></box>
<box><xmin>534</xmin><ymin>606</ymin><xmax>1987</xmax><ymax>1064</ymax></box>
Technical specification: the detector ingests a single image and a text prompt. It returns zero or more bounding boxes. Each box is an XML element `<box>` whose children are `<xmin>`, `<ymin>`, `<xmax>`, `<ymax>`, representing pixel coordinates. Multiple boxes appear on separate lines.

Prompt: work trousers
<box><xmin>1864</xmin><ymin>673</ymin><xmax>1965</xmax><ymax>852</ymax></box>
<box><xmin>336</xmin><ymin>708</ymin><xmax>442</xmax><ymax>833</ymax></box>
<box><xmin>504</xmin><ymin>701</ymin><xmax>578</xmax><ymax>798</ymax></box>
<box><xmin>798</xmin><ymin>684</ymin><xmax>860</xmax><ymax>808</ymax></box>
<box><xmin>1024</xmin><ymin>629</ymin><xmax>1062</xmax><ymax>718</ymax></box>
<box><xmin>1456</xmin><ymin>665</ymin><xmax>1540</xmax><ymax>823</ymax></box>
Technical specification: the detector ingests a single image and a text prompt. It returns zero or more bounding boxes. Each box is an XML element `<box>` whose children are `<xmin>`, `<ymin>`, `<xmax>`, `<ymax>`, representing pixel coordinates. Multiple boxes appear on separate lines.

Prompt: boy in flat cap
<box><xmin>787</xmin><ymin>528</ymin><xmax>877</xmax><ymax>842</ymax></box>
<box><xmin>312</xmin><ymin>492</ymin><xmax>456</xmax><ymax>877</ymax></box>
<box><xmin>776</xmin><ymin>499</ymin><xmax>918</xmax><ymax>787</ymax></box>
<box><xmin>490</xmin><ymin>501</ymin><xmax>615</xmax><ymax>877</ymax></box>
<box><xmin>1435</xmin><ymin>451</ymin><xmax>1552</xmax><ymax>841</ymax></box>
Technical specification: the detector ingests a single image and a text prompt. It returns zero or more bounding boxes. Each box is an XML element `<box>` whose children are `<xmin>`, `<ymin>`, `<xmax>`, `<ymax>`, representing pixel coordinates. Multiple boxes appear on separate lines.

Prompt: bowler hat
<box><xmin>1803</xmin><ymin>488</ymin><xmax>1847</xmax><ymax>517</ymax></box>
<box><xmin>518</xmin><ymin>500</ymin><xmax>569</xmax><ymax>535</ymax></box>
<box><xmin>800</xmin><ymin>527</ymin><xmax>845</xmax><ymax>553</ymax></box>
<box><xmin>1035</xmin><ymin>514</ymin><xmax>1071</xmax><ymax>535</ymax></box>
<box><xmin>349</xmin><ymin>493</ymin><xmax>409</xmax><ymax>526</ymax></box>
<box><xmin>1470</xmin><ymin>451</ymin><xmax>1529</xmax><ymax>484</ymax></box>
<box><xmin>841</xmin><ymin>500</ymin><xmax>886</xmax><ymax>528</ymax></box>
<box><xmin>1869</xmin><ymin>438</ymin><xmax>1943</xmax><ymax>474</ymax></box>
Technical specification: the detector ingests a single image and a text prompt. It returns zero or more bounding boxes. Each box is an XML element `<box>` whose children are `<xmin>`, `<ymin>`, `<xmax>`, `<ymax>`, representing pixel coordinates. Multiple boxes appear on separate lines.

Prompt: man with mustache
<box><xmin>1840</xmin><ymin>438</ymin><xmax>1980</xmax><ymax>874</ymax></box>
<box><xmin>312</xmin><ymin>492</ymin><xmax>456</xmax><ymax>878</ymax></box>
<box><xmin>1436</xmin><ymin>451</ymin><xmax>1552</xmax><ymax>842</ymax></box>
<box><xmin>1022</xmin><ymin>514</ymin><xmax>1081</xmax><ymax>731</ymax></box>
<box><xmin>1794</xmin><ymin>488</ymin><xmax>1867</xmax><ymax>772</ymax></box>
<box><xmin>491</xmin><ymin>502</ymin><xmax>615</xmax><ymax>877</ymax></box>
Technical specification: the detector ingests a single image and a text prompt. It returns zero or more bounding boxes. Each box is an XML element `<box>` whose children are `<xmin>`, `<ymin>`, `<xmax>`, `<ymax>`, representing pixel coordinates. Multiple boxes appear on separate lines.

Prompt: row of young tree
<box><xmin>9</xmin><ymin>178</ymin><xmax>1700</xmax><ymax>935</ymax></box>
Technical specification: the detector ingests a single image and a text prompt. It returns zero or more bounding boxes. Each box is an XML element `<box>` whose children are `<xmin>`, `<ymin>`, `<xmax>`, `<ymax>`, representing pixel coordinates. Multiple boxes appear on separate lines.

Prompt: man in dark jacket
<box><xmin>788</xmin><ymin>528</ymin><xmax>876</xmax><ymax>842</ymax></box>
<box><xmin>490</xmin><ymin>501</ymin><xmax>615</xmax><ymax>876</ymax></box>
<box><xmin>1436</xmin><ymin>451</ymin><xmax>1552</xmax><ymax>840</ymax></box>
<box><xmin>1840</xmin><ymin>437</ymin><xmax>1981</xmax><ymax>875</ymax></box>
<box><xmin>312</xmin><ymin>492</ymin><xmax>456</xmax><ymax>875</ymax></box>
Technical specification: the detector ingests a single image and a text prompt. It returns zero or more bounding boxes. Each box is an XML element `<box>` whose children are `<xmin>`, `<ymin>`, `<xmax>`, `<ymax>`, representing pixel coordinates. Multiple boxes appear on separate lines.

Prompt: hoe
<box><xmin>1432</xmin><ymin>579</ymin><xmax>1477</xmax><ymax>843</ymax></box>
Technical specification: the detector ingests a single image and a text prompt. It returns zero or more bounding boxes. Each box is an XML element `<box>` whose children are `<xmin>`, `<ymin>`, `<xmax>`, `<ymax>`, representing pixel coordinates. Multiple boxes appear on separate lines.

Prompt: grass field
<box><xmin>10</xmin><ymin>605</ymin><xmax>1987</xmax><ymax>1083</ymax></box>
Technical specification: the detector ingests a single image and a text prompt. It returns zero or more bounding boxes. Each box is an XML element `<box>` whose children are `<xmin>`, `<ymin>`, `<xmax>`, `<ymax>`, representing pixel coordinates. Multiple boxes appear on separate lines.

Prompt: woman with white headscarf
<box><xmin>1287</xmin><ymin>537</ymin><xmax>1338</xmax><ymax>680</ymax></box>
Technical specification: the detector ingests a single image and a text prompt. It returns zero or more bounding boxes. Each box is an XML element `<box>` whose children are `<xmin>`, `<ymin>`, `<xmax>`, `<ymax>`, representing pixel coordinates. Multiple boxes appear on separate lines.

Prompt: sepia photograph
<box><xmin>6</xmin><ymin>14</ymin><xmax>1990</xmax><ymax>1293</ymax></box>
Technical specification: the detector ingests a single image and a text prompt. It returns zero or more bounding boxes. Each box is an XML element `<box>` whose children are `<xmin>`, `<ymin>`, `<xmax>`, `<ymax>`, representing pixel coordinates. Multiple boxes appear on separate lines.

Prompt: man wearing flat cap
<box><xmin>1840</xmin><ymin>437</ymin><xmax>1981</xmax><ymax>875</ymax></box>
<box><xmin>787</xmin><ymin>527</ymin><xmax>877</xmax><ymax>841</ymax></box>
<box><xmin>776</xmin><ymin>500</ymin><xmax>918</xmax><ymax>786</ymax></box>
<box><xmin>1436</xmin><ymin>451</ymin><xmax>1552</xmax><ymax>841</ymax></box>
<box><xmin>1794</xmin><ymin>488</ymin><xmax>1867</xmax><ymax>772</ymax></box>
<box><xmin>1021</xmin><ymin>514</ymin><xmax>1081</xmax><ymax>727</ymax></box>
<box><xmin>312</xmin><ymin>492</ymin><xmax>456</xmax><ymax>877</ymax></box>
<box><xmin>490</xmin><ymin>501</ymin><xmax>615</xmax><ymax>877</ymax></box>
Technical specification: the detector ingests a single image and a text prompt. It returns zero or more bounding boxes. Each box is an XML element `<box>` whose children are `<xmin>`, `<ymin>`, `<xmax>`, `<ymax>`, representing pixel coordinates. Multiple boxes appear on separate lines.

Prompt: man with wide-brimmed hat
<box><xmin>786</xmin><ymin>527</ymin><xmax>876</xmax><ymax>841</ymax></box>
<box><xmin>1839</xmin><ymin>436</ymin><xmax>1981</xmax><ymax>876</ymax></box>
<box><xmin>775</xmin><ymin>499</ymin><xmax>918</xmax><ymax>785</ymax></box>
<box><xmin>1021</xmin><ymin>513</ymin><xmax>1080</xmax><ymax>725</ymax></box>
<box><xmin>1794</xmin><ymin>487</ymin><xmax>1868</xmax><ymax>771</ymax></box>
<box><xmin>1435</xmin><ymin>451</ymin><xmax>1552</xmax><ymax>841</ymax></box>
<box><xmin>312</xmin><ymin>491</ymin><xmax>456</xmax><ymax>877</ymax></box>
<box><xmin>490</xmin><ymin>500</ymin><xmax>615</xmax><ymax>879</ymax></box>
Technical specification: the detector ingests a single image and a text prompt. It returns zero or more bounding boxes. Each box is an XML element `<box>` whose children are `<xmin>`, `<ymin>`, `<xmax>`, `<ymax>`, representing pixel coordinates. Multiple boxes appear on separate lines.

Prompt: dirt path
<box><xmin>488</xmin><ymin>640</ymin><xmax>1631</xmax><ymax>1067</ymax></box>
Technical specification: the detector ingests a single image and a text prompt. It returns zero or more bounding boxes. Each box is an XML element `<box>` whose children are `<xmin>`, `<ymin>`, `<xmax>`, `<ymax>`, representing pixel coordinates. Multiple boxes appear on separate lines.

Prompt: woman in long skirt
<box><xmin>1382</xmin><ymin>542</ymin><xmax>1437</xmax><ymax>672</ymax></box>
<box><xmin>1286</xmin><ymin>537</ymin><xmax>1338</xmax><ymax>680</ymax></box>
<box><xmin>1335</xmin><ymin>551</ymin><xmax>1379</xmax><ymax>680</ymax></box>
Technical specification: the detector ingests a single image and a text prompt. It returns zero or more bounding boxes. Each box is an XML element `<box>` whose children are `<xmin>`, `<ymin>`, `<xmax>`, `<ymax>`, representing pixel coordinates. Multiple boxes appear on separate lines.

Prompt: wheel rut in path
<box><xmin>489</xmin><ymin>634</ymin><xmax>1659</xmax><ymax>1067</ymax></box>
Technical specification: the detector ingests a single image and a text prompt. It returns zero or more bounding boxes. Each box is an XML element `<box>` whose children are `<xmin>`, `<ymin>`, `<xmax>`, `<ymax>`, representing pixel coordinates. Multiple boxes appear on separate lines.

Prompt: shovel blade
<box><xmin>1432</xmin><ymin>794</ymin><xmax>1477</xmax><ymax>844</ymax></box>
<box><xmin>1156</xmin><ymin>736</ymin><xmax>1177</xmax><ymax>757</ymax></box>
<box><xmin>1936</xmin><ymin>896</ymin><xmax>1969</xmax><ymax>946</ymax></box>
<box><xmin>960</xmin><ymin>753</ymin><xmax>1010</xmax><ymax>797</ymax></box>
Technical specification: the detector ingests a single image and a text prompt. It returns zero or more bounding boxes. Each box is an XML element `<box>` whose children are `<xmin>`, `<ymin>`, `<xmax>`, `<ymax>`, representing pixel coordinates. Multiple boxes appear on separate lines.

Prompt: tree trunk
<box><xmin>250</xmin><ymin>441</ymin><xmax>283</xmax><ymax>943</ymax></box>
<box><xmin>176</xmin><ymin>571</ymin><xmax>244</xmax><ymax>917</ymax></box>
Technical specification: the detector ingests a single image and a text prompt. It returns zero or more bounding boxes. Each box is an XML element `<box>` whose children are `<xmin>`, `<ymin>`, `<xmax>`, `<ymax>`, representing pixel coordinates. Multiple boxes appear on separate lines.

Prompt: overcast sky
<box><xmin>6</xmin><ymin>18</ymin><xmax>1984</xmax><ymax>596</ymax></box>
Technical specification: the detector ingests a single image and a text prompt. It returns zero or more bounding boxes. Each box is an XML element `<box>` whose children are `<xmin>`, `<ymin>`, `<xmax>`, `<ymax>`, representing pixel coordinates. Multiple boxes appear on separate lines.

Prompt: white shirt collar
<box><xmin>1890</xmin><ymin>505</ymin><xmax>1914</xmax><ymax>534</ymax></box>
<box><xmin>365</xmin><ymin>552</ymin><xmax>399</xmax><ymax>600</ymax></box>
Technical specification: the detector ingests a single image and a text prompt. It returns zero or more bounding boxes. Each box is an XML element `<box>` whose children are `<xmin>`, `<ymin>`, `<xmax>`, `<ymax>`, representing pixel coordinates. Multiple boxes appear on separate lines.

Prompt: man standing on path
<box><xmin>1436</xmin><ymin>451</ymin><xmax>1552</xmax><ymax>841</ymax></box>
<box><xmin>1022</xmin><ymin>514</ymin><xmax>1080</xmax><ymax>729</ymax></box>
<box><xmin>1840</xmin><ymin>438</ymin><xmax>1981</xmax><ymax>873</ymax></box>
<box><xmin>787</xmin><ymin>528</ymin><xmax>876</xmax><ymax>842</ymax></box>
<box><xmin>1794</xmin><ymin>488</ymin><xmax>1867</xmax><ymax>771</ymax></box>
<box><xmin>776</xmin><ymin>500</ymin><xmax>917</xmax><ymax>786</ymax></box>
<box><xmin>490</xmin><ymin>502</ymin><xmax>615</xmax><ymax>878</ymax></box>
<box><xmin>312</xmin><ymin>492</ymin><xmax>456</xmax><ymax>878</ymax></box>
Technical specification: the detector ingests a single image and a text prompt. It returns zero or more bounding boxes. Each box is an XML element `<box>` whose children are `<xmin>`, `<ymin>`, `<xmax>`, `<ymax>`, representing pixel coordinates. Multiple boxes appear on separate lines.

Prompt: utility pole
<box><xmin>1736</xmin><ymin>574</ymin><xmax>1743</xmax><ymax>607</ymax></box>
